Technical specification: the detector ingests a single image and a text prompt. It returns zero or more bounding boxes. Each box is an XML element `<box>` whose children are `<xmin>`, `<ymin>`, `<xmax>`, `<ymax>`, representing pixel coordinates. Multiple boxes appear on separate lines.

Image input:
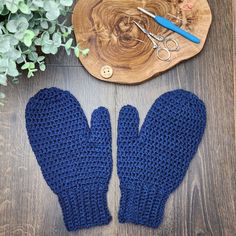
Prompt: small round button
<box><xmin>100</xmin><ymin>65</ymin><xmax>113</xmax><ymax>79</ymax></box>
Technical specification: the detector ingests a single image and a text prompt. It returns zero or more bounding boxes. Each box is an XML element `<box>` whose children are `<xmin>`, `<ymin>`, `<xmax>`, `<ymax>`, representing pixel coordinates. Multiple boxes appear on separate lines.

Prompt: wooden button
<box><xmin>100</xmin><ymin>65</ymin><xmax>113</xmax><ymax>79</ymax></box>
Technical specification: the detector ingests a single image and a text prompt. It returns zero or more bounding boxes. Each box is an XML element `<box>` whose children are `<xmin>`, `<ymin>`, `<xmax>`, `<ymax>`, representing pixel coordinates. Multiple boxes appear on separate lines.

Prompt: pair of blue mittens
<box><xmin>25</xmin><ymin>88</ymin><xmax>206</xmax><ymax>231</ymax></box>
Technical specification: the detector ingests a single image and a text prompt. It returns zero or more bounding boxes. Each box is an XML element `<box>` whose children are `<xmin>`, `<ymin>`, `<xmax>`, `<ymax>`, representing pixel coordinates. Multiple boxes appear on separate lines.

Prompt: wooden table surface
<box><xmin>0</xmin><ymin>0</ymin><xmax>235</xmax><ymax>235</ymax></box>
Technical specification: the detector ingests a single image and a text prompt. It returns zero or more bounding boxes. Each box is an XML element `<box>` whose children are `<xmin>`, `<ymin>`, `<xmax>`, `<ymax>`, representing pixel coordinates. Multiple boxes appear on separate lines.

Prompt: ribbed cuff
<box><xmin>58</xmin><ymin>184</ymin><xmax>111</xmax><ymax>231</ymax></box>
<box><xmin>118</xmin><ymin>183</ymin><xmax>168</xmax><ymax>228</ymax></box>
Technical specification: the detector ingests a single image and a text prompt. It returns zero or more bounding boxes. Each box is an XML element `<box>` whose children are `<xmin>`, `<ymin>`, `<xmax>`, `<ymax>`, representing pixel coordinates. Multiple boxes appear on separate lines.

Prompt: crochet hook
<box><xmin>137</xmin><ymin>7</ymin><xmax>200</xmax><ymax>44</ymax></box>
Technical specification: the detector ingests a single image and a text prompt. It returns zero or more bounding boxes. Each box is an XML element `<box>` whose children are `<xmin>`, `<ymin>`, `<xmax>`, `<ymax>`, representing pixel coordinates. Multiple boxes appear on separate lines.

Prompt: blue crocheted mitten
<box><xmin>118</xmin><ymin>89</ymin><xmax>206</xmax><ymax>228</ymax></box>
<box><xmin>25</xmin><ymin>88</ymin><xmax>112</xmax><ymax>231</ymax></box>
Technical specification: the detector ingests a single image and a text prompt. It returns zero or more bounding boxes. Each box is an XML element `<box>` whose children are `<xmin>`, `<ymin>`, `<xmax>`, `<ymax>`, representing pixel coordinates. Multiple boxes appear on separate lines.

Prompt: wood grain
<box><xmin>0</xmin><ymin>0</ymin><xmax>235</xmax><ymax>235</ymax></box>
<box><xmin>72</xmin><ymin>0</ymin><xmax>212</xmax><ymax>84</ymax></box>
<box><xmin>234</xmin><ymin>0</ymin><xmax>236</xmax><ymax>145</ymax></box>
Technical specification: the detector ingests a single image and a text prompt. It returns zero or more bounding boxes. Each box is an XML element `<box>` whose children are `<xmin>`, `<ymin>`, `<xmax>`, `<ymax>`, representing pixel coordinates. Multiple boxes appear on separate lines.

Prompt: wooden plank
<box><xmin>234</xmin><ymin>0</ymin><xmax>236</xmax><ymax>145</ymax></box>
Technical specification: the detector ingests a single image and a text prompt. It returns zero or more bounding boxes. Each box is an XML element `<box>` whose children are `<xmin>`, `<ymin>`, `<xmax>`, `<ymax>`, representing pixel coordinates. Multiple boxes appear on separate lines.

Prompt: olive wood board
<box><xmin>72</xmin><ymin>0</ymin><xmax>212</xmax><ymax>84</ymax></box>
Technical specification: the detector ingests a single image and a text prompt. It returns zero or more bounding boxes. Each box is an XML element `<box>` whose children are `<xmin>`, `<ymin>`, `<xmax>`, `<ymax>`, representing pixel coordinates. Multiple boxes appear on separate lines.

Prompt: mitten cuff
<box><xmin>58</xmin><ymin>184</ymin><xmax>111</xmax><ymax>231</ymax></box>
<box><xmin>118</xmin><ymin>183</ymin><xmax>168</xmax><ymax>228</ymax></box>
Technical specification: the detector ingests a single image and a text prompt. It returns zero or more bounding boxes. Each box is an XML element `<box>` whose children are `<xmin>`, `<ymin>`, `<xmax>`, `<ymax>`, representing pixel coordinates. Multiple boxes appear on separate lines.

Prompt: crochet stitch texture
<box><xmin>25</xmin><ymin>87</ymin><xmax>112</xmax><ymax>231</ymax></box>
<box><xmin>118</xmin><ymin>89</ymin><xmax>206</xmax><ymax>228</ymax></box>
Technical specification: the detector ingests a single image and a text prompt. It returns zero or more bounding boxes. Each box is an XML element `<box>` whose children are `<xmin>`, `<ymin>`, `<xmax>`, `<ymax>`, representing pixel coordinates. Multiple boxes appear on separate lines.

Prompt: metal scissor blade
<box><xmin>149</xmin><ymin>32</ymin><xmax>165</xmax><ymax>42</ymax></box>
<box><xmin>133</xmin><ymin>21</ymin><xmax>149</xmax><ymax>35</ymax></box>
<box><xmin>137</xmin><ymin>7</ymin><xmax>156</xmax><ymax>18</ymax></box>
<box><xmin>133</xmin><ymin>21</ymin><xmax>159</xmax><ymax>49</ymax></box>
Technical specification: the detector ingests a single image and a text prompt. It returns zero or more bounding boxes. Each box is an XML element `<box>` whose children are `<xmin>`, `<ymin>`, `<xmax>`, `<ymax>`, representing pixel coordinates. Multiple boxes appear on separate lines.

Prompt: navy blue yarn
<box><xmin>25</xmin><ymin>87</ymin><xmax>112</xmax><ymax>231</ymax></box>
<box><xmin>117</xmin><ymin>89</ymin><xmax>206</xmax><ymax>228</ymax></box>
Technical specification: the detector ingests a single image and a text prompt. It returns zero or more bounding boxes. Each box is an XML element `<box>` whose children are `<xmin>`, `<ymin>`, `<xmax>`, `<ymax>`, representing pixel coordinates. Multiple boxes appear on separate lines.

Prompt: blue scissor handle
<box><xmin>155</xmin><ymin>16</ymin><xmax>200</xmax><ymax>44</ymax></box>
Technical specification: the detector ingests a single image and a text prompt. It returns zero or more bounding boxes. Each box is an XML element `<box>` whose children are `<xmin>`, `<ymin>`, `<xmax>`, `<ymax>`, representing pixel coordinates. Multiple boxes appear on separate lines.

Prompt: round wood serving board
<box><xmin>72</xmin><ymin>0</ymin><xmax>212</xmax><ymax>84</ymax></box>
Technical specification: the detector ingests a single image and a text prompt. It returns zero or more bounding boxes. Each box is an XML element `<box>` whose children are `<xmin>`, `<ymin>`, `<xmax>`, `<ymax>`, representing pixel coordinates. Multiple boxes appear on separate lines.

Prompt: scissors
<box><xmin>134</xmin><ymin>21</ymin><xmax>179</xmax><ymax>61</ymax></box>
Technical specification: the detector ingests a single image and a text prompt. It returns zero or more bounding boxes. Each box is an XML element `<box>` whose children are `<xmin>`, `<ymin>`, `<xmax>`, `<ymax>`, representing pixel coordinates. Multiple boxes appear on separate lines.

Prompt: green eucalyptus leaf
<box><xmin>41</xmin><ymin>44</ymin><xmax>52</xmax><ymax>54</ymax></box>
<box><xmin>65</xmin><ymin>47</ymin><xmax>71</xmax><ymax>56</ymax></box>
<box><xmin>0</xmin><ymin>37</ymin><xmax>11</xmax><ymax>53</ymax></box>
<box><xmin>0</xmin><ymin>58</ymin><xmax>9</xmax><ymax>71</ymax></box>
<box><xmin>17</xmin><ymin>16</ymin><xmax>29</xmax><ymax>30</ymax></box>
<box><xmin>65</xmin><ymin>38</ymin><xmax>73</xmax><ymax>49</ymax></box>
<box><xmin>0</xmin><ymin>68</ymin><xmax>6</xmax><ymax>74</ymax></box>
<box><xmin>0</xmin><ymin>66</ymin><xmax>7</xmax><ymax>74</ymax></box>
<box><xmin>6</xmin><ymin>1</ymin><xmax>19</xmax><ymax>13</ymax></box>
<box><xmin>44</xmin><ymin>1</ymin><xmax>60</xmax><ymax>21</ymax></box>
<box><xmin>22</xmin><ymin>30</ymin><xmax>35</xmax><ymax>47</ymax></box>
<box><xmin>28</xmin><ymin>52</ymin><xmax>38</xmax><ymax>62</ymax></box>
<box><xmin>39</xmin><ymin>63</ymin><xmax>46</xmax><ymax>71</ymax></box>
<box><xmin>0</xmin><ymin>74</ymin><xmax>7</xmax><ymax>86</ymax></box>
<box><xmin>6</xmin><ymin>20</ymin><xmax>17</xmax><ymax>33</ymax></box>
<box><xmin>18</xmin><ymin>1</ymin><xmax>31</xmax><ymax>14</ymax></box>
<box><xmin>7</xmin><ymin>60</ymin><xmax>19</xmax><ymax>77</ymax></box>
<box><xmin>50</xmin><ymin>45</ymin><xmax>58</xmax><ymax>54</ymax></box>
<box><xmin>81</xmin><ymin>48</ymin><xmax>89</xmax><ymax>56</ymax></box>
<box><xmin>48</xmin><ymin>26</ymin><xmax>56</xmax><ymax>34</ymax></box>
<box><xmin>5</xmin><ymin>48</ymin><xmax>21</xmax><ymax>61</ymax></box>
<box><xmin>48</xmin><ymin>23</ymin><xmax>56</xmax><ymax>34</ymax></box>
<box><xmin>40</xmin><ymin>21</ymin><xmax>49</xmax><ymax>29</ymax></box>
<box><xmin>67</xmin><ymin>27</ymin><xmax>72</xmax><ymax>35</ymax></box>
<box><xmin>37</xmin><ymin>56</ymin><xmax>45</xmax><ymax>62</ymax></box>
<box><xmin>7</xmin><ymin>67</ymin><xmax>19</xmax><ymax>77</ymax></box>
<box><xmin>16</xmin><ymin>55</ymin><xmax>26</xmax><ymax>64</ymax></box>
<box><xmin>31</xmin><ymin>0</ymin><xmax>44</xmax><ymax>8</ymax></box>
<box><xmin>13</xmin><ymin>49</ymin><xmax>22</xmax><ymax>59</ymax></box>
<box><xmin>28</xmin><ymin>5</ymin><xmax>37</xmax><ymax>11</ymax></box>
<box><xmin>21</xmin><ymin>62</ymin><xmax>30</xmax><ymax>70</ymax></box>
<box><xmin>52</xmin><ymin>32</ymin><xmax>61</xmax><ymax>47</ymax></box>
<box><xmin>24</xmin><ymin>12</ymin><xmax>33</xmax><ymax>21</ymax></box>
<box><xmin>29</xmin><ymin>45</ymin><xmax>36</xmax><ymax>51</ymax></box>
<box><xmin>74</xmin><ymin>47</ymin><xmax>80</xmax><ymax>57</ymax></box>
<box><xmin>28</xmin><ymin>62</ymin><xmax>35</xmax><ymax>69</ymax></box>
<box><xmin>33</xmin><ymin>28</ymin><xmax>40</xmax><ymax>36</ymax></box>
<box><xmin>7</xmin><ymin>16</ymin><xmax>29</xmax><ymax>34</ymax></box>
<box><xmin>41</xmin><ymin>32</ymin><xmax>51</xmax><ymax>45</ymax></box>
<box><xmin>23</xmin><ymin>37</ymin><xmax>32</xmax><ymax>47</ymax></box>
<box><xmin>27</xmin><ymin>70</ymin><xmax>33</xmax><ymax>78</ymax></box>
<box><xmin>9</xmin><ymin>37</ymin><xmax>19</xmax><ymax>46</ymax></box>
<box><xmin>46</xmin><ymin>9</ymin><xmax>60</xmax><ymax>21</ymax></box>
<box><xmin>24</xmin><ymin>30</ymin><xmax>35</xmax><ymax>38</ymax></box>
<box><xmin>60</xmin><ymin>0</ymin><xmax>73</xmax><ymax>7</ymax></box>
<box><xmin>14</xmin><ymin>31</ymin><xmax>26</xmax><ymax>40</ymax></box>
<box><xmin>44</xmin><ymin>1</ymin><xmax>58</xmax><ymax>11</ymax></box>
<box><xmin>34</xmin><ymin>37</ymin><xmax>42</xmax><ymax>46</ymax></box>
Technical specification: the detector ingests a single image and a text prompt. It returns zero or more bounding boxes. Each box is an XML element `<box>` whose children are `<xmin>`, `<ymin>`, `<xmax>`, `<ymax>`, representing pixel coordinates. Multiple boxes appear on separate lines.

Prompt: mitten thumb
<box><xmin>118</xmin><ymin>105</ymin><xmax>139</xmax><ymax>147</ymax></box>
<box><xmin>90</xmin><ymin>107</ymin><xmax>111</xmax><ymax>143</ymax></box>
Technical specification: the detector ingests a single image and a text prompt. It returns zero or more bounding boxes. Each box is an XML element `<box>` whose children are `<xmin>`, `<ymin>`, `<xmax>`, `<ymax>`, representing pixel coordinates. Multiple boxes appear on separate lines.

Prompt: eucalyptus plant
<box><xmin>0</xmin><ymin>0</ymin><xmax>89</xmax><ymax>105</ymax></box>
